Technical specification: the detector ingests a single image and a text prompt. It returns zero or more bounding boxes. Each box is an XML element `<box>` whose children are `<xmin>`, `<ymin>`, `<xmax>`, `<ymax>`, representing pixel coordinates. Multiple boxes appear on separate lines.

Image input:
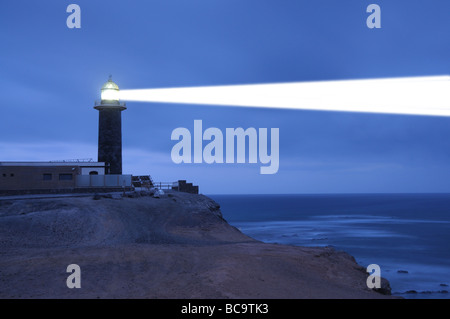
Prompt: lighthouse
<box><xmin>94</xmin><ymin>76</ymin><xmax>126</xmax><ymax>174</ymax></box>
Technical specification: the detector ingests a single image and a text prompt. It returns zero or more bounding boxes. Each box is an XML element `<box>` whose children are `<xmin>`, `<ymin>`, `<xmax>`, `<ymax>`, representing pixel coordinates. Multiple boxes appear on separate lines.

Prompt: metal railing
<box><xmin>94</xmin><ymin>100</ymin><xmax>126</xmax><ymax>107</ymax></box>
<box><xmin>50</xmin><ymin>158</ymin><xmax>94</xmax><ymax>163</ymax></box>
<box><xmin>153</xmin><ymin>182</ymin><xmax>174</xmax><ymax>190</ymax></box>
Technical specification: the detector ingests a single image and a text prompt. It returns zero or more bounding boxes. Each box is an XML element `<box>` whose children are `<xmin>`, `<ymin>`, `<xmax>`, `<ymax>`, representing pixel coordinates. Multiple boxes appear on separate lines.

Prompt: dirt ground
<box><xmin>0</xmin><ymin>192</ymin><xmax>393</xmax><ymax>298</ymax></box>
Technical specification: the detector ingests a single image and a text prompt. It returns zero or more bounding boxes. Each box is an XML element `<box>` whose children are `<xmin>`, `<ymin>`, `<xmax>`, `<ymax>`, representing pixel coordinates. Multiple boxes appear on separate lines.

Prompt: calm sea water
<box><xmin>209</xmin><ymin>194</ymin><xmax>450</xmax><ymax>299</ymax></box>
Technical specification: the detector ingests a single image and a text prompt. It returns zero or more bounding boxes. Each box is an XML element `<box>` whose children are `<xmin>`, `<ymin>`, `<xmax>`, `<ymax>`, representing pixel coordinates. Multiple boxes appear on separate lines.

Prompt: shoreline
<box><xmin>212</xmin><ymin>193</ymin><xmax>450</xmax><ymax>299</ymax></box>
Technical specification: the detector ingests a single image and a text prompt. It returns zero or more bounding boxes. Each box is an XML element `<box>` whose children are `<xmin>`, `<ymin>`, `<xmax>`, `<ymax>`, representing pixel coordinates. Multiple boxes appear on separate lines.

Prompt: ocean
<box><xmin>209</xmin><ymin>194</ymin><xmax>450</xmax><ymax>299</ymax></box>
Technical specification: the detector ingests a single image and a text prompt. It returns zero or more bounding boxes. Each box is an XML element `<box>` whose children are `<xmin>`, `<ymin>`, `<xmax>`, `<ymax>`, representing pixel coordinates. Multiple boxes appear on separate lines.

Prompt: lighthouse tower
<box><xmin>94</xmin><ymin>76</ymin><xmax>126</xmax><ymax>174</ymax></box>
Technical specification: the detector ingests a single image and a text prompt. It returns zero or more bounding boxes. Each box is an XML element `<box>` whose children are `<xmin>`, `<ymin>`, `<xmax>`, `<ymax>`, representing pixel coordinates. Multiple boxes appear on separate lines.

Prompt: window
<box><xmin>43</xmin><ymin>174</ymin><xmax>52</xmax><ymax>181</ymax></box>
<box><xmin>2</xmin><ymin>174</ymin><xmax>6</xmax><ymax>177</ymax></box>
<box><xmin>89</xmin><ymin>171</ymin><xmax>99</xmax><ymax>175</ymax></box>
<box><xmin>10</xmin><ymin>173</ymin><xmax>14</xmax><ymax>177</ymax></box>
<box><xmin>59</xmin><ymin>174</ymin><xmax>73</xmax><ymax>181</ymax></box>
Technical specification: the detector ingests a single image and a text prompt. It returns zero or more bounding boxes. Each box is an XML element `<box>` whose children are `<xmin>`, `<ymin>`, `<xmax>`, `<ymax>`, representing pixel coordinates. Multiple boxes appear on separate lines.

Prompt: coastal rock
<box><xmin>139</xmin><ymin>190</ymin><xmax>151</xmax><ymax>197</ymax></box>
<box><xmin>127</xmin><ymin>191</ymin><xmax>141</xmax><ymax>198</ymax></box>
<box><xmin>398</xmin><ymin>289</ymin><xmax>448</xmax><ymax>295</ymax></box>
<box><xmin>373</xmin><ymin>277</ymin><xmax>392</xmax><ymax>295</ymax></box>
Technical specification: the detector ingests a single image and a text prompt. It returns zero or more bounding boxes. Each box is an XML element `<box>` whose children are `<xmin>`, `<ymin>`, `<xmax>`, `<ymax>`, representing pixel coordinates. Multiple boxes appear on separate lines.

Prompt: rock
<box><xmin>440</xmin><ymin>283</ymin><xmax>448</xmax><ymax>287</ymax></box>
<box><xmin>139</xmin><ymin>190</ymin><xmax>151</xmax><ymax>197</ymax></box>
<box><xmin>127</xmin><ymin>192</ymin><xmax>141</xmax><ymax>198</ymax></box>
<box><xmin>93</xmin><ymin>194</ymin><xmax>101</xmax><ymax>200</ymax></box>
<box><xmin>401</xmin><ymin>289</ymin><xmax>448</xmax><ymax>295</ymax></box>
<box><xmin>101</xmin><ymin>194</ymin><xmax>113</xmax><ymax>199</ymax></box>
<box><xmin>208</xmin><ymin>202</ymin><xmax>220</xmax><ymax>212</ymax></box>
<box><xmin>153</xmin><ymin>189</ymin><xmax>165</xmax><ymax>198</ymax></box>
<box><xmin>111</xmin><ymin>194</ymin><xmax>122</xmax><ymax>200</ymax></box>
<box><xmin>373</xmin><ymin>277</ymin><xmax>392</xmax><ymax>295</ymax></box>
<box><xmin>397</xmin><ymin>270</ymin><xmax>408</xmax><ymax>274</ymax></box>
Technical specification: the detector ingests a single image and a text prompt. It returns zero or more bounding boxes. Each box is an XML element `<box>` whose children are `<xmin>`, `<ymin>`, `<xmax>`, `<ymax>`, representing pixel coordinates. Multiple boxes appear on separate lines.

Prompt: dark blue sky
<box><xmin>1</xmin><ymin>0</ymin><xmax>450</xmax><ymax>194</ymax></box>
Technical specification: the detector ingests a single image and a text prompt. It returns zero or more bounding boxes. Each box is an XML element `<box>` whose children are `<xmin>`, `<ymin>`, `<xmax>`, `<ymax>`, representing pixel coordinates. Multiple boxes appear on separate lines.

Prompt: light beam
<box><xmin>120</xmin><ymin>76</ymin><xmax>450</xmax><ymax>117</ymax></box>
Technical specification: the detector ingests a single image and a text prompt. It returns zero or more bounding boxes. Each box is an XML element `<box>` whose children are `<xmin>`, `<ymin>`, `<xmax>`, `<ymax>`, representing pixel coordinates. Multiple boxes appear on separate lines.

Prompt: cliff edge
<box><xmin>0</xmin><ymin>192</ymin><xmax>393</xmax><ymax>298</ymax></box>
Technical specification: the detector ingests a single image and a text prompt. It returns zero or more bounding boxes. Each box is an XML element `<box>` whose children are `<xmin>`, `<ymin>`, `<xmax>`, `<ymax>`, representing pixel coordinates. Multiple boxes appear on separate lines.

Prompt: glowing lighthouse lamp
<box><xmin>100</xmin><ymin>76</ymin><xmax>121</xmax><ymax>103</ymax></box>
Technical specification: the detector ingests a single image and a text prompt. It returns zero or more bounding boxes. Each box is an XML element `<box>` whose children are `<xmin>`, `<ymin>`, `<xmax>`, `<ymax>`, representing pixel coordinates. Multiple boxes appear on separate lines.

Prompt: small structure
<box><xmin>172</xmin><ymin>180</ymin><xmax>199</xmax><ymax>194</ymax></box>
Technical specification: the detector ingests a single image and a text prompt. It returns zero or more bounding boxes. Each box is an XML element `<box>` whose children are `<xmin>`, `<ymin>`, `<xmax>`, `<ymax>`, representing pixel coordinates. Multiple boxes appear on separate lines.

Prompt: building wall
<box><xmin>80</xmin><ymin>166</ymin><xmax>105</xmax><ymax>175</ymax></box>
<box><xmin>0</xmin><ymin>166</ymin><xmax>79</xmax><ymax>190</ymax></box>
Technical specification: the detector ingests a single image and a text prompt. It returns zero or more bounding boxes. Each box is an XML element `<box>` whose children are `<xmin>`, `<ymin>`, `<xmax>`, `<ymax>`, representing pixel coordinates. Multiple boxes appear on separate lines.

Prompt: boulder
<box><xmin>373</xmin><ymin>277</ymin><xmax>392</xmax><ymax>295</ymax></box>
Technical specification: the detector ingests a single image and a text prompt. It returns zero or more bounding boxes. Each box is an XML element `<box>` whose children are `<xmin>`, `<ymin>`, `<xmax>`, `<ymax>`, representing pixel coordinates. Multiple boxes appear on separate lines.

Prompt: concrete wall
<box><xmin>0</xmin><ymin>166</ymin><xmax>79</xmax><ymax>190</ymax></box>
<box><xmin>76</xmin><ymin>174</ymin><xmax>132</xmax><ymax>187</ymax></box>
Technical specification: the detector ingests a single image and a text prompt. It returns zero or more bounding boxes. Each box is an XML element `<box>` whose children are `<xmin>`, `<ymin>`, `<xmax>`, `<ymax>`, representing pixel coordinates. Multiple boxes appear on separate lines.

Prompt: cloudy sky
<box><xmin>1</xmin><ymin>0</ymin><xmax>450</xmax><ymax>194</ymax></box>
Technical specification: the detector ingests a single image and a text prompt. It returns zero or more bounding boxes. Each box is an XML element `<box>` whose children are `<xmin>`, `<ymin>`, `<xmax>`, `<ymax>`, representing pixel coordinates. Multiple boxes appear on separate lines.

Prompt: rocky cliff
<box><xmin>0</xmin><ymin>192</ymin><xmax>393</xmax><ymax>298</ymax></box>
